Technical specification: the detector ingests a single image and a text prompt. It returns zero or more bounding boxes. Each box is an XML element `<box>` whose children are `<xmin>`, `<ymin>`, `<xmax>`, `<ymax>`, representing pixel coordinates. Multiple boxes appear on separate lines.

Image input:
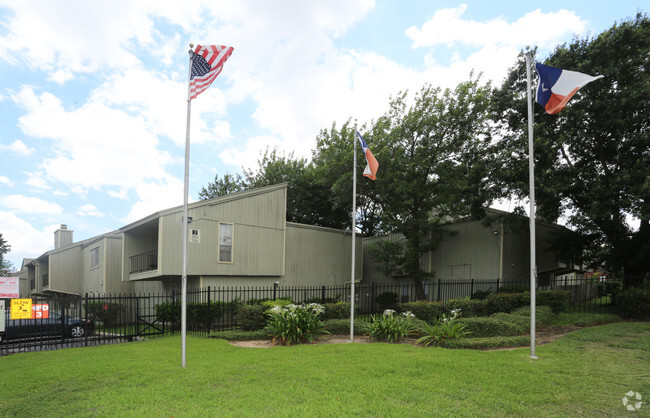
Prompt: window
<box><xmin>90</xmin><ymin>247</ymin><xmax>100</xmax><ymax>269</ymax></box>
<box><xmin>218</xmin><ymin>223</ymin><xmax>233</xmax><ymax>263</ymax></box>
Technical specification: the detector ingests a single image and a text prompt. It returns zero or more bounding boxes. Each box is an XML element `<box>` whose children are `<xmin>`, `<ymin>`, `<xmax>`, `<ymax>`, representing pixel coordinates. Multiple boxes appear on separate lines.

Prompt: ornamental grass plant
<box><xmin>369</xmin><ymin>309</ymin><xmax>418</xmax><ymax>342</ymax></box>
<box><xmin>266</xmin><ymin>303</ymin><xmax>329</xmax><ymax>345</ymax></box>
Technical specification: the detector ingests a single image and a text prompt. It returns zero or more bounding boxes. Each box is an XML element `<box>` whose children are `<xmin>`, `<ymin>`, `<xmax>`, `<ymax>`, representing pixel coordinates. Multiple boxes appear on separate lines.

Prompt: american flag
<box><xmin>190</xmin><ymin>45</ymin><xmax>234</xmax><ymax>100</ymax></box>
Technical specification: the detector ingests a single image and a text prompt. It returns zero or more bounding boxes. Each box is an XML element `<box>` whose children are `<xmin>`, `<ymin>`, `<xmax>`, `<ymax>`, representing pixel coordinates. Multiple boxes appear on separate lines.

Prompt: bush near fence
<box><xmin>154</xmin><ymin>301</ymin><xmax>232</xmax><ymax>330</ymax></box>
<box><xmin>613</xmin><ymin>287</ymin><xmax>650</xmax><ymax>319</ymax></box>
<box><xmin>86</xmin><ymin>301</ymin><xmax>125</xmax><ymax>328</ymax></box>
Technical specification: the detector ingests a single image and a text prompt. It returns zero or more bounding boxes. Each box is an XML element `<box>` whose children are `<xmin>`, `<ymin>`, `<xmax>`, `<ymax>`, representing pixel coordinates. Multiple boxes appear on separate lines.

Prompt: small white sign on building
<box><xmin>190</xmin><ymin>229</ymin><xmax>200</xmax><ymax>244</ymax></box>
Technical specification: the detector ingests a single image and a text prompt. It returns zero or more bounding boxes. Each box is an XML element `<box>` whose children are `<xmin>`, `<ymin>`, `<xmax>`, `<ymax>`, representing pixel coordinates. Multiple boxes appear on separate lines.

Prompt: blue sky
<box><xmin>0</xmin><ymin>1</ymin><xmax>644</xmax><ymax>268</ymax></box>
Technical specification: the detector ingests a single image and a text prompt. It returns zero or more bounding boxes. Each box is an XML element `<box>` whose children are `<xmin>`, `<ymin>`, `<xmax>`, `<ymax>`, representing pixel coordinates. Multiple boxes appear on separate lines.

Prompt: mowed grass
<box><xmin>1</xmin><ymin>322</ymin><xmax>648</xmax><ymax>417</ymax></box>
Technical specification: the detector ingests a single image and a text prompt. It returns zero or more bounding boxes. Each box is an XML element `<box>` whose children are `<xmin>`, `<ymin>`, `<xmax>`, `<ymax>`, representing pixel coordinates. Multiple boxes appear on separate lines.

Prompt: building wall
<box><xmin>47</xmin><ymin>247</ymin><xmax>82</xmax><ymax>294</ymax></box>
<box><xmin>283</xmin><ymin>223</ymin><xmax>362</xmax><ymax>286</ymax></box>
<box><xmin>363</xmin><ymin>212</ymin><xmax>568</xmax><ymax>285</ymax></box>
<box><xmin>164</xmin><ymin>223</ymin><xmax>363</xmax><ymax>292</ymax></box>
<box><xmin>428</xmin><ymin>219</ymin><xmax>501</xmax><ymax>280</ymax></box>
<box><xmin>156</xmin><ymin>185</ymin><xmax>287</xmax><ymax>277</ymax></box>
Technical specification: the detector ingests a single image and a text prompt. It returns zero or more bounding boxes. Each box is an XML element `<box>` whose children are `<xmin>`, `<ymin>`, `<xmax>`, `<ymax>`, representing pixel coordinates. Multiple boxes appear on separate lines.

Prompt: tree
<box><xmin>0</xmin><ymin>233</ymin><xmax>14</xmax><ymax>276</ymax></box>
<box><xmin>198</xmin><ymin>172</ymin><xmax>245</xmax><ymax>199</ymax></box>
<box><xmin>312</xmin><ymin>120</ymin><xmax>383</xmax><ymax>235</ymax></box>
<box><xmin>492</xmin><ymin>13</ymin><xmax>650</xmax><ymax>276</ymax></box>
<box><xmin>346</xmin><ymin>77</ymin><xmax>494</xmax><ymax>297</ymax></box>
<box><xmin>199</xmin><ymin>149</ymin><xmax>350</xmax><ymax>228</ymax></box>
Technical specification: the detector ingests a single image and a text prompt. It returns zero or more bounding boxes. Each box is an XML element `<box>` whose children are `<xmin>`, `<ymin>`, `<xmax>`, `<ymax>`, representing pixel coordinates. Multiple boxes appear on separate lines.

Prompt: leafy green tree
<box><xmin>492</xmin><ymin>13</ymin><xmax>650</xmax><ymax>276</ymax></box>
<box><xmin>0</xmin><ymin>233</ymin><xmax>14</xmax><ymax>276</ymax></box>
<box><xmin>316</xmin><ymin>77</ymin><xmax>492</xmax><ymax>297</ymax></box>
<box><xmin>312</xmin><ymin>120</ymin><xmax>383</xmax><ymax>235</ymax></box>
<box><xmin>199</xmin><ymin>149</ymin><xmax>350</xmax><ymax>228</ymax></box>
<box><xmin>198</xmin><ymin>172</ymin><xmax>245</xmax><ymax>199</ymax></box>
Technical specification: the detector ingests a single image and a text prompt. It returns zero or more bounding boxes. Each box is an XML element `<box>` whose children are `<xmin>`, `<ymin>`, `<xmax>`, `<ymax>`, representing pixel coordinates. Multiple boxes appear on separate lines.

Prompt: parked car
<box><xmin>0</xmin><ymin>310</ymin><xmax>93</xmax><ymax>343</ymax></box>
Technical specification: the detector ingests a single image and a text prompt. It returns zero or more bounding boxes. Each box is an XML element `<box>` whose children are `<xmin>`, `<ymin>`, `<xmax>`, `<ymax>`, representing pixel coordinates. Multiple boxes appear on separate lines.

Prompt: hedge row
<box><xmin>233</xmin><ymin>302</ymin><xmax>354</xmax><ymax>331</ymax></box>
<box><xmin>154</xmin><ymin>301</ymin><xmax>231</xmax><ymax>329</ymax></box>
<box><xmin>399</xmin><ymin>290</ymin><xmax>572</xmax><ymax>323</ymax></box>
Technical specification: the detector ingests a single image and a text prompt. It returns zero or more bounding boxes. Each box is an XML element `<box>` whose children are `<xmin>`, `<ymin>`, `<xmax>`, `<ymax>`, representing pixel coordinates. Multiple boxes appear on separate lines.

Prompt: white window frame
<box><xmin>218</xmin><ymin>222</ymin><xmax>234</xmax><ymax>263</ymax></box>
<box><xmin>90</xmin><ymin>247</ymin><xmax>100</xmax><ymax>269</ymax></box>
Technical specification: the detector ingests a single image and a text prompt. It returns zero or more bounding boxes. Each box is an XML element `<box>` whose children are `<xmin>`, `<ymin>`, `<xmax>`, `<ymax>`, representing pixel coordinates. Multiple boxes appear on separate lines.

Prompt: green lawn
<box><xmin>1</xmin><ymin>322</ymin><xmax>648</xmax><ymax>417</ymax></box>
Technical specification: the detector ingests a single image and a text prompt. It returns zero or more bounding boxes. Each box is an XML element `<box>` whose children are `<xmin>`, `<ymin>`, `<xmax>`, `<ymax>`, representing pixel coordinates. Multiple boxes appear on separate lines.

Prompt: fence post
<box><xmin>84</xmin><ymin>293</ymin><xmax>89</xmax><ymax>347</ymax></box>
<box><xmin>273</xmin><ymin>281</ymin><xmax>278</xmax><ymax>300</ymax></box>
<box><xmin>207</xmin><ymin>286</ymin><xmax>211</xmax><ymax>335</ymax></box>
<box><xmin>437</xmin><ymin>279</ymin><xmax>442</xmax><ymax>302</ymax></box>
<box><xmin>470</xmin><ymin>279</ymin><xmax>474</xmax><ymax>299</ymax></box>
<box><xmin>172</xmin><ymin>290</ymin><xmax>176</xmax><ymax>335</ymax></box>
<box><xmin>496</xmin><ymin>278</ymin><xmax>500</xmax><ymax>293</ymax></box>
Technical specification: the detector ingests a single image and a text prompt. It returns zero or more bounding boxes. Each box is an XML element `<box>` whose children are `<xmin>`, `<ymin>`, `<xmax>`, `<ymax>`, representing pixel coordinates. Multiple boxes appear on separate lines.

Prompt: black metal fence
<box><xmin>1</xmin><ymin>277</ymin><xmax>647</xmax><ymax>355</ymax></box>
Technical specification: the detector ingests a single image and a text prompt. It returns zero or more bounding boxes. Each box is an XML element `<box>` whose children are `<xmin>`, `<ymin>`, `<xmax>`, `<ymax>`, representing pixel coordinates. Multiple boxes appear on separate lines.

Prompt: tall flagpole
<box><xmin>181</xmin><ymin>44</ymin><xmax>194</xmax><ymax>368</ymax></box>
<box><xmin>525</xmin><ymin>46</ymin><xmax>538</xmax><ymax>360</ymax></box>
<box><xmin>350</xmin><ymin>132</ymin><xmax>357</xmax><ymax>342</ymax></box>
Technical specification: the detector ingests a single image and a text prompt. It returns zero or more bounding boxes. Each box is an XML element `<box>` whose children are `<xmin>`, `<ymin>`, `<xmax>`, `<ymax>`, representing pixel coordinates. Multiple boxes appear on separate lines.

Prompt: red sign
<box><xmin>31</xmin><ymin>304</ymin><xmax>49</xmax><ymax>319</ymax></box>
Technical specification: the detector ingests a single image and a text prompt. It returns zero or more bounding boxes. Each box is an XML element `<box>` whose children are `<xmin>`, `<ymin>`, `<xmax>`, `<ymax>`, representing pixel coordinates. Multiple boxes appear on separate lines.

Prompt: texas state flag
<box><xmin>535</xmin><ymin>63</ymin><xmax>603</xmax><ymax>115</ymax></box>
<box><xmin>356</xmin><ymin>131</ymin><xmax>378</xmax><ymax>180</ymax></box>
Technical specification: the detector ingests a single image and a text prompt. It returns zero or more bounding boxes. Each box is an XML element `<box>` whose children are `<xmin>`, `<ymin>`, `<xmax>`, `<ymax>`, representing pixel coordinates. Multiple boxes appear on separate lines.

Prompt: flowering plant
<box><xmin>368</xmin><ymin>309</ymin><xmax>417</xmax><ymax>343</ymax></box>
<box><xmin>266</xmin><ymin>303</ymin><xmax>329</xmax><ymax>346</ymax></box>
<box><xmin>416</xmin><ymin>308</ymin><xmax>469</xmax><ymax>346</ymax></box>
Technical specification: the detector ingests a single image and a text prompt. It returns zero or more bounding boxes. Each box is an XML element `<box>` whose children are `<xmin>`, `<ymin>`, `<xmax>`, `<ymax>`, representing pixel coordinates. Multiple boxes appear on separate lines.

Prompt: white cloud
<box><xmin>406</xmin><ymin>5</ymin><xmax>585</xmax><ymax>49</ymax></box>
<box><xmin>0</xmin><ymin>210</ymin><xmax>58</xmax><ymax>265</ymax></box>
<box><xmin>0</xmin><ymin>139</ymin><xmax>34</xmax><ymax>156</ymax></box>
<box><xmin>0</xmin><ymin>175</ymin><xmax>12</xmax><ymax>186</ymax></box>
<box><xmin>13</xmin><ymin>86</ymin><xmax>174</xmax><ymax>191</ymax></box>
<box><xmin>0</xmin><ymin>1</ymin><xmax>153</xmax><ymax>76</ymax></box>
<box><xmin>120</xmin><ymin>175</ymin><xmax>185</xmax><ymax>224</ymax></box>
<box><xmin>1</xmin><ymin>195</ymin><xmax>63</xmax><ymax>215</ymax></box>
<box><xmin>77</xmin><ymin>204</ymin><xmax>105</xmax><ymax>217</ymax></box>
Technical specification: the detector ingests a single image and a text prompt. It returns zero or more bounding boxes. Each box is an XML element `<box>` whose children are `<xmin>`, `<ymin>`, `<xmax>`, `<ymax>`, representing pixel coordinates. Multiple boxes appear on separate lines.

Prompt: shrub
<box><xmin>261</xmin><ymin>298</ymin><xmax>293</xmax><ymax>310</ymax></box>
<box><xmin>416</xmin><ymin>309</ymin><xmax>469</xmax><ymax>346</ymax></box>
<box><xmin>522</xmin><ymin>290</ymin><xmax>571</xmax><ymax>314</ymax></box>
<box><xmin>154</xmin><ymin>301</ymin><xmax>180</xmax><ymax>324</ymax></box>
<box><xmin>375</xmin><ymin>292</ymin><xmax>399</xmax><ymax>311</ymax></box>
<box><xmin>235</xmin><ymin>304</ymin><xmax>268</xmax><ymax>331</ymax></box>
<box><xmin>552</xmin><ymin>312</ymin><xmax>621</xmax><ymax>327</ymax></box>
<box><xmin>398</xmin><ymin>301</ymin><xmax>444</xmax><ymax>324</ymax></box>
<box><xmin>613</xmin><ymin>288</ymin><xmax>650</xmax><ymax>319</ymax></box>
<box><xmin>154</xmin><ymin>302</ymin><xmax>222</xmax><ymax>330</ymax></box>
<box><xmin>439</xmin><ymin>336</ymin><xmax>530</xmax><ymax>349</ymax></box>
<box><xmin>210</xmin><ymin>329</ymin><xmax>269</xmax><ymax>341</ymax></box>
<box><xmin>471</xmin><ymin>288</ymin><xmax>493</xmax><ymax>300</ymax></box>
<box><xmin>369</xmin><ymin>310</ymin><xmax>417</xmax><ymax>343</ymax></box>
<box><xmin>266</xmin><ymin>303</ymin><xmax>329</xmax><ymax>345</ymax></box>
<box><xmin>485</xmin><ymin>293</ymin><xmax>527</xmax><ymax>314</ymax></box>
<box><xmin>304</xmin><ymin>296</ymin><xmax>340</xmax><ymax>304</ymax></box>
<box><xmin>323</xmin><ymin>319</ymin><xmax>372</xmax><ymax>335</ymax></box>
<box><xmin>321</xmin><ymin>302</ymin><xmax>352</xmax><ymax>320</ymax></box>
<box><xmin>456</xmin><ymin>316</ymin><xmax>524</xmax><ymax>338</ymax></box>
<box><xmin>446</xmin><ymin>298</ymin><xmax>488</xmax><ymax>317</ymax></box>
<box><xmin>86</xmin><ymin>301</ymin><xmax>125</xmax><ymax>328</ymax></box>
<box><xmin>510</xmin><ymin>305</ymin><xmax>555</xmax><ymax>327</ymax></box>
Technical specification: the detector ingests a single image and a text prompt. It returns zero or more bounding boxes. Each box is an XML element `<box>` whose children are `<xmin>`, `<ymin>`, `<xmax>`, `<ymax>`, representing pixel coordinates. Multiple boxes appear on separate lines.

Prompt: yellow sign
<box><xmin>11</xmin><ymin>298</ymin><xmax>33</xmax><ymax>320</ymax></box>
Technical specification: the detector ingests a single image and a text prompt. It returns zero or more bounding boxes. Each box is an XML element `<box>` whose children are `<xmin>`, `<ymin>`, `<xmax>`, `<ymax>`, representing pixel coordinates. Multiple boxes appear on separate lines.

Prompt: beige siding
<box><xmin>429</xmin><ymin>220</ymin><xmax>501</xmax><ymax>280</ymax></box>
<box><xmin>158</xmin><ymin>186</ymin><xmax>286</xmax><ymax>277</ymax></box>
<box><xmin>84</xmin><ymin>242</ymin><xmax>103</xmax><ymax>295</ymax></box>
<box><xmin>48</xmin><ymin>247</ymin><xmax>83</xmax><ymax>294</ymax></box>
<box><xmin>283</xmin><ymin>223</ymin><xmax>362</xmax><ymax>286</ymax></box>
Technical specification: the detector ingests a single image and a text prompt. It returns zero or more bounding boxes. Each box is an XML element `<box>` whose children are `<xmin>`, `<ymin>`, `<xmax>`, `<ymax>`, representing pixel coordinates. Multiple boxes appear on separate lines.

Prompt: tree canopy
<box><xmin>0</xmin><ymin>233</ymin><xmax>13</xmax><ymax>276</ymax></box>
<box><xmin>199</xmin><ymin>12</ymin><xmax>649</xmax><ymax>279</ymax></box>
<box><xmin>492</xmin><ymin>13</ymin><xmax>649</xmax><ymax>275</ymax></box>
